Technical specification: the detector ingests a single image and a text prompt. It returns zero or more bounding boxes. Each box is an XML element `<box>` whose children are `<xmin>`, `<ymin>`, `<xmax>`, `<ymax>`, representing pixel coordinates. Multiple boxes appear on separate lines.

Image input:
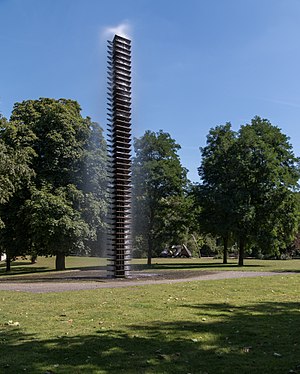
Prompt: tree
<box><xmin>155</xmin><ymin>193</ymin><xmax>199</xmax><ymax>252</ymax></box>
<box><xmin>132</xmin><ymin>130</ymin><xmax>188</xmax><ymax>265</ymax></box>
<box><xmin>24</xmin><ymin>185</ymin><xmax>90</xmax><ymax>270</ymax></box>
<box><xmin>198</xmin><ymin>123</ymin><xmax>236</xmax><ymax>263</ymax></box>
<box><xmin>233</xmin><ymin>118</ymin><xmax>300</xmax><ymax>264</ymax></box>
<box><xmin>199</xmin><ymin>117</ymin><xmax>300</xmax><ymax>266</ymax></box>
<box><xmin>77</xmin><ymin>121</ymin><xmax>108</xmax><ymax>257</ymax></box>
<box><xmin>0</xmin><ymin>98</ymin><xmax>107</xmax><ymax>270</ymax></box>
<box><xmin>0</xmin><ymin>116</ymin><xmax>35</xmax><ymax>270</ymax></box>
<box><xmin>10</xmin><ymin>98</ymin><xmax>88</xmax><ymax>188</ymax></box>
<box><xmin>0</xmin><ymin>116</ymin><xmax>34</xmax><ymax>222</ymax></box>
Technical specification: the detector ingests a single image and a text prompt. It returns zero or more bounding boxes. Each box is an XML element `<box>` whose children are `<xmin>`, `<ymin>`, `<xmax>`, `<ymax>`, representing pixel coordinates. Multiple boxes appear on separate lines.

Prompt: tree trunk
<box><xmin>6</xmin><ymin>254</ymin><xmax>11</xmax><ymax>272</ymax></box>
<box><xmin>55</xmin><ymin>253</ymin><xmax>66</xmax><ymax>271</ymax></box>
<box><xmin>147</xmin><ymin>208</ymin><xmax>154</xmax><ymax>266</ymax></box>
<box><xmin>147</xmin><ymin>238</ymin><xmax>152</xmax><ymax>266</ymax></box>
<box><xmin>238</xmin><ymin>238</ymin><xmax>245</xmax><ymax>266</ymax></box>
<box><xmin>223</xmin><ymin>235</ymin><xmax>228</xmax><ymax>264</ymax></box>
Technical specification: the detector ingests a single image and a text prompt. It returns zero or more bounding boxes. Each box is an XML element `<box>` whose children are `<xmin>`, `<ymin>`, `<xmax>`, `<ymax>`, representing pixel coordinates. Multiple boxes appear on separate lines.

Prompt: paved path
<box><xmin>0</xmin><ymin>271</ymin><xmax>289</xmax><ymax>293</ymax></box>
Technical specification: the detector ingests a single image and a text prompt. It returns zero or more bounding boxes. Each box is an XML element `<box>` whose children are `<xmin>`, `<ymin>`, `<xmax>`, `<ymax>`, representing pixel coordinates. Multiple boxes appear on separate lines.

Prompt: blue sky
<box><xmin>1</xmin><ymin>0</ymin><xmax>300</xmax><ymax>182</ymax></box>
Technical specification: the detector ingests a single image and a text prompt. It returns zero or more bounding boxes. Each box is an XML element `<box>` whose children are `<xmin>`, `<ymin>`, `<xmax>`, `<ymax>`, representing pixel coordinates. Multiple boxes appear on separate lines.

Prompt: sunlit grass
<box><xmin>0</xmin><ymin>274</ymin><xmax>300</xmax><ymax>373</ymax></box>
<box><xmin>142</xmin><ymin>256</ymin><xmax>300</xmax><ymax>272</ymax></box>
<box><xmin>1</xmin><ymin>256</ymin><xmax>300</xmax><ymax>278</ymax></box>
<box><xmin>0</xmin><ymin>256</ymin><xmax>107</xmax><ymax>276</ymax></box>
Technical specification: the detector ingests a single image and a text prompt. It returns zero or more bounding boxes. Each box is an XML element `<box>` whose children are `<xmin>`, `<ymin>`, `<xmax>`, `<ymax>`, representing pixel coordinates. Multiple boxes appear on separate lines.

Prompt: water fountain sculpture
<box><xmin>107</xmin><ymin>34</ymin><xmax>132</xmax><ymax>278</ymax></box>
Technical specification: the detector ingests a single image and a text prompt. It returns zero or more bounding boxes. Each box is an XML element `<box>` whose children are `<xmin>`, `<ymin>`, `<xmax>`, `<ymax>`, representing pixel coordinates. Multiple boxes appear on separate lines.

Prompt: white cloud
<box><xmin>102</xmin><ymin>22</ymin><xmax>131</xmax><ymax>40</ymax></box>
<box><xmin>262</xmin><ymin>97</ymin><xmax>300</xmax><ymax>109</ymax></box>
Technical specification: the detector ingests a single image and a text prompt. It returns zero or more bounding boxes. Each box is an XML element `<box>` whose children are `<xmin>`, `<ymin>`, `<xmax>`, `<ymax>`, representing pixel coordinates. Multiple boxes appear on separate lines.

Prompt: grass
<box><xmin>0</xmin><ymin>256</ymin><xmax>107</xmax><ymax>277</ymax></box>
<box><xmin>142</xmin><ymin>257</ymin><xmax>300</xmax><ymax>273</ymax></box>
<box><xmin>1</xmin><ymin>256</ymin><xmax>300</xmax><ymax>278</ymax></box>
<box><xmin>0</xmin><ymin>273</ymin><xmax>300</xmax><ymax>373</ymax></box>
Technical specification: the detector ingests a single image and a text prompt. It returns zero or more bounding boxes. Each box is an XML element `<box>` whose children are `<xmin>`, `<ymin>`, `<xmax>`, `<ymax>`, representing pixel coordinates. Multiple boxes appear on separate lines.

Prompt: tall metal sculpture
<box><xmin>107</xmin><ymin>34</ymin><xmax>132</xmax><ymax>278</ymax></box>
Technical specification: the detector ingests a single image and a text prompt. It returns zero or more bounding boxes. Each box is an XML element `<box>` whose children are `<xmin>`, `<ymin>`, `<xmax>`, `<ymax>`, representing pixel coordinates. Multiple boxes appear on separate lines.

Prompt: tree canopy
<box><xmin>199</xmin><ymin>117</ymin><xmax>300</xmax><ymax>265</ymax></box>
<box><xmin>0</xmin><ymin>98</ymin><xmax>107</xmax><ymax>270</ymax></box>
<box><xmin>132</xmin><ymin>130</ymin><xmax>189</xmax><ymax>264</ymax></box>
<box><xmin>0</xmin><ymin>116</ymin><xmax>34</xmax><ymax>204</ymax></box>
<box><xmin>1</xmin><ymin>98</ymin><xmax>299</xmax><ymax>270</ymax></box>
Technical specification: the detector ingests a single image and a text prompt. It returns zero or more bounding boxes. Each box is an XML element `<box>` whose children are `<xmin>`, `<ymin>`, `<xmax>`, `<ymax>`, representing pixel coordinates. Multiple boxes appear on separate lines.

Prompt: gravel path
<box><xmin>0</xmin><ymin>271</ymin><xmax>289</xmax><ymax>293</ymax></box>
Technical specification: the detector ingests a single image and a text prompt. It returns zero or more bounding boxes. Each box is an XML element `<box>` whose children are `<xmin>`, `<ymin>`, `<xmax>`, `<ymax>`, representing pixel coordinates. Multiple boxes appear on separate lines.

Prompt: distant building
<box><xmin>107</xmin><ymin>35</ymin><xmax>132</xmax><ymax>278</ymax></box>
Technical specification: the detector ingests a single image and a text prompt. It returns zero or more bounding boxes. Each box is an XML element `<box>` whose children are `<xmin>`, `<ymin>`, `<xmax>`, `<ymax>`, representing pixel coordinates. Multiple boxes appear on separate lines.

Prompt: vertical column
<box><xmin>107</xmin><ymin>35</ymin><xmax>132</xmax><ymax>278</ymax></box>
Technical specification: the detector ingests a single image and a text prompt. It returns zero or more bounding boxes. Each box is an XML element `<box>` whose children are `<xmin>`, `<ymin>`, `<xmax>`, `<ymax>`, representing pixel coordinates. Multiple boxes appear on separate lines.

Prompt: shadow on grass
<box><xmin>0</xmin><ymin>268</ymin><xmax>108</xmax><ymax>283</ymax></box>
<box><xmin>1</xmin><ymin>301</ymin><xmax>299</xmax><ymax>374</ymax></box>
<box><xmin>135</xmin><ymin>262</ymin><xmax>263</xmax><ymax>271</ymax></box>
<box><xmin>0</xmin><ymin>266</ymin><xmax>50</xmax><ymax>277</ymax></box>
<box><xmin>1</xmin><ymin>260</ymin><xmax>299</xmax><ymax>281</ymax></box>
<box><xmin>274</xmin><ymin>269</ymin><xmax>300</xmax><ymax>273</ymax></box>
<box><xmin>0</xmin><ymin>264</ymin><xmax>108</xmax><ymax>279</ymax></box>
<box><xmin>0</xmin><ymin>261</ymin><xmax>34</xmax><ymax>268</ymax></box>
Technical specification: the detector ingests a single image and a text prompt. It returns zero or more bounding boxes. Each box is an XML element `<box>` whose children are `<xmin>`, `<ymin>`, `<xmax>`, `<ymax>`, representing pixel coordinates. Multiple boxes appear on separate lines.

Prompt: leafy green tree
<box><xmin>132</xmin><ymin>130</ymin><xmax>188</xmax><ymax>265</ymax></box>
<box><xmin>0</xmin><ymin>116</ymin><xmax>35</xmax><ymax>269</ymax></box>
<box><xmin>77</xmin><ymin>121</ymin><xmax>108</xmax><ymax>257</ymax></box>
<box><xmin>0</xmin><ymin>116</ymin><xmax>34</xmax><ymax>218</ymax></box>
<box><xmin>10</xmin><ymin>98</ymin><xmax>88</xmax><ymax>188</ymax></box>
<box><xmin>0</xmin><ymin>98</ymin><xmax>107</xmax><ymax>270</ymax></box>
<box><xmin>198</xmin><ymin>123</ymin><xmax>236</xmax><ymax>263</ymax></box>
<box><xmin>155</xmin><ymin>193</ymin><xmax>199</xmax><ymax>251</ymax></box>
<box><xmin>232</xmin><ymin>117</ymin><xmax>300</xmax><ymax>264</ymax></box>
<box><xmin>199</xmin><ymin>117</ymin><xmax>300</xmax><ymax>266</ymax></box>
<box><xmin>24</xmin><ymin>185</ymin><xmax>90</xmax><ymax>270</ymax></box>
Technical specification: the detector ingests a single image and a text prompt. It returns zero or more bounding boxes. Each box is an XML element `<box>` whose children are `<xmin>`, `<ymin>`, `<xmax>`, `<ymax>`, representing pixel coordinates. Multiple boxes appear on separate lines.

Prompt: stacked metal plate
<box><xmin>107</xmin><ymin>35</ymin><xmax>132</xmax><ymax>278</ymax></box>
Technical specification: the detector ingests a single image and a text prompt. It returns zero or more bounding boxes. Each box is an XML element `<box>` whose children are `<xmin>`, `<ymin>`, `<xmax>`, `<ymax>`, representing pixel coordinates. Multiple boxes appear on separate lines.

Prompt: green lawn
<box><xmin>142</xmin><ymin>257</ymin><xmax>300</xmax><ymax>273</ymax></box>
<box><xmin>0</xmin><ymin>256</ymin><xmax>107</xmax><ymax>277</ymax></box>
<box><xmin>1</xmin><ymin>256</ymin><xmax>300</xmax><ymax>278</ymax></box>
<box><xmin>0</xmin><ymin>273</ymin><xmax>300</xmax><ymax>373</ymax></box>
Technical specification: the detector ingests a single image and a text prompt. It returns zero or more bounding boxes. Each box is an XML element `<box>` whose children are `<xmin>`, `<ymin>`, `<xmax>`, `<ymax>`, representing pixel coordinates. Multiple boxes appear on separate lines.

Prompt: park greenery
<box><xmin>0</xmin><ymin>98</ymin><xmax>107</xmax><ymax>271</ymax></box>
<box><xmin>0</xmin><ymin>259</ymin><xmax>299</xmax><ymax>373</ymax></box>
<box><xmin>1</xmin><ymin>256</ymin><xmax>300</xmax><ymax>277</ymax></box>
<box><xmin>1</xmin><ymin>97</ymin><xmax>300</xmax><ymax>374</ymax></box>
<box><xmin>132</xmin><ymin>130</ymin><xmax>192</xmax><ymax>265</ymax></box>
<box><xmin>198</xmin><ymin>117</ymin><xmax>300</xmax><ymax>266</ymax></box>
<box><xmin>0</xmin><ymin>97</ymin><xmax>300</xmax><ymax>269</ymax></box>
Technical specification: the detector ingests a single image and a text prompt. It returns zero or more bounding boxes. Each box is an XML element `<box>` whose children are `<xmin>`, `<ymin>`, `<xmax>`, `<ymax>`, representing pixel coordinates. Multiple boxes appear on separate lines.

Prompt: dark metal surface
<box><xmin>107</xmin><ymin>35</ymin><xmax>132</xmax><ymax>278</ymax></box>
